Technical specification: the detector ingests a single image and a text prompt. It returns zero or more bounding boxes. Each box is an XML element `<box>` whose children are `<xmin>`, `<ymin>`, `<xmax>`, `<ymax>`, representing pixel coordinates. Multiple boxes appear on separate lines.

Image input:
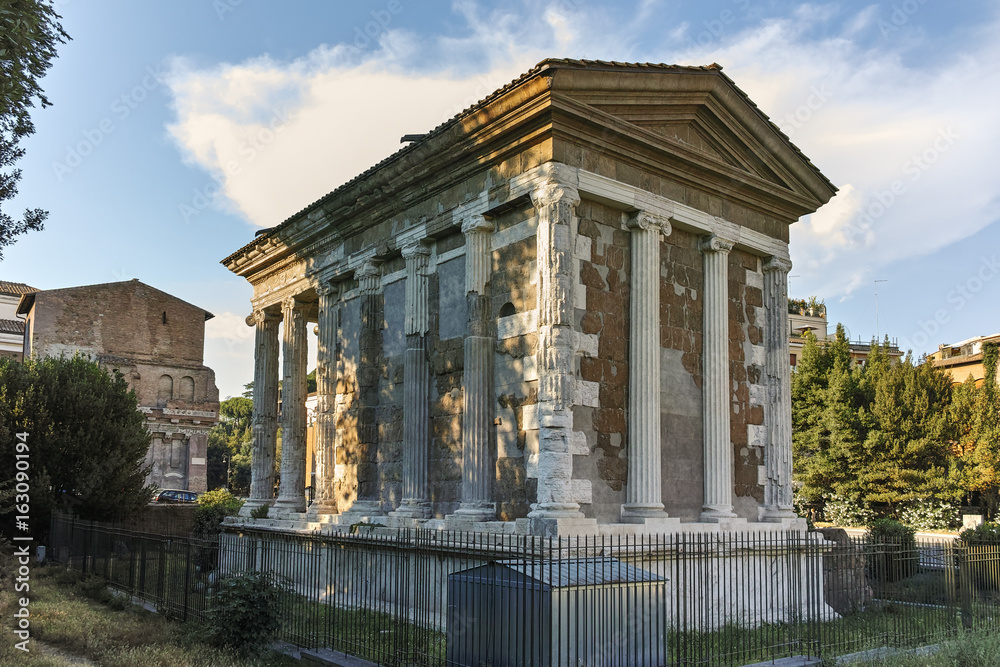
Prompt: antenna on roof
<box><xmin>875</xmin><ymin>280</ymin><xmax>888</xmax><ymax>342</ymax></box>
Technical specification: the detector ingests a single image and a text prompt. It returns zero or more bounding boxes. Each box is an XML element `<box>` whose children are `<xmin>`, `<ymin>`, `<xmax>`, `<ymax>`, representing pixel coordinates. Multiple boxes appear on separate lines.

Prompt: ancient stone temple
<box><xmin>224</xmin><ymin>59</ymin><xmax>836</xmax><ymax>536</ymax></box>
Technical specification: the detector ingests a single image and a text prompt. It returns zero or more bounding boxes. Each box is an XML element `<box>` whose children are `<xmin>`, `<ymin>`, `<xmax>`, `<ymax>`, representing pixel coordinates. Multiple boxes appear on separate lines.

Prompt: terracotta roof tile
<box><xmin>0</xmin><ymin>281</ymin><xmax>38</xmax><ymax>296</ymax></box>
<box><xmin>0</xmin><ymin>318</ymin><xmax>25</xmax><ymax>335</ymax></box>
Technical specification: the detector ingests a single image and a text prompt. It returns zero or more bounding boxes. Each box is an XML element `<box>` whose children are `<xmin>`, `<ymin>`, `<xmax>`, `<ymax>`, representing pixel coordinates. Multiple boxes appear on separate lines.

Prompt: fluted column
<box><xmin>622</xmin><ymin>211</ymin><xmax>671</xmax><ymax>522</ymax></box>
<box><xmin>273</xmin><ymin>296</ymin><xmax>309</xmax><ymax>513</ymax></box>
<box><xmin>528</xmin><ymin>178</ymin><xmax>584</xmax><ymax>522</ymax></box>
<box><xmin>452</xmin><ymin>214</ymin><xmax>496</xmax><ymax>522</ymax></box>
<box><xmin>761</xmin><ymin>256</ymin><xmax>797</xmax><ymax>521</ymax></box>
<box><xmin>309</xmin><ymin>282</ymin><xmax>339</xmax><ymax>516</ymax></box>
<box><xmin>343</xmin><ymin>261</ymin><xmax>386</xmax><ymax>517</ymax></box>
<box><xmin>392</xmin><ymin>241</ymin><xmax>433</xmax><ymax>519</ymax></box>
<box><xmin>700</xmin><ymin>235</ymin><xmax>738</xmax><ymax>522</ymax></box>
<box><xmin>241</xmin><ymin>308</ymin><xmax>280</xmax><ymax>516</ymax></box>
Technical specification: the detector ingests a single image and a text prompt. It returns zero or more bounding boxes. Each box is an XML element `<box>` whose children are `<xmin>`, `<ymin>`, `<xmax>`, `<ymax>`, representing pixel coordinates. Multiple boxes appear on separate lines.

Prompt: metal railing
<box><xmin>48</xmin><ymin>514</ymin><xmax>1000</xmax><ymax>667</ymax></box>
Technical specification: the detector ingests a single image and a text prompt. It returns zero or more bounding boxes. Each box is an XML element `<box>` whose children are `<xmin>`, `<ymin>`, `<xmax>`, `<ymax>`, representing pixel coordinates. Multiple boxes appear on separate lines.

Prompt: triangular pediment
<box><xmin>573</xmin><ymin>95</ymin><xmax>793</xmax><ymax>190</ymax></box>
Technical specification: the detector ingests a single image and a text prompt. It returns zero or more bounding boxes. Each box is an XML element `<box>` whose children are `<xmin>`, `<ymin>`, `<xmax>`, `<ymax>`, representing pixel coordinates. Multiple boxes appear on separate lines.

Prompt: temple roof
<box><xmin>222</xmin><ymin>58</ymin><xmax>836</xmax><ymax>267</ymax></box>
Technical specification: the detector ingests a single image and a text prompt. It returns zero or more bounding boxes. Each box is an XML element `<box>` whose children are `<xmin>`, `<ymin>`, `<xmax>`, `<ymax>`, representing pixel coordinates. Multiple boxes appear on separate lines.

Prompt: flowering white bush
<box><xmin>822</xmin><ymin>495</ymin><xmax>875</xmax><ymax>527</ymax></box>
<box><xmin>900</xmin><ymin>500</ymin><xmax>960</xmax><ymax>531</ymax></box>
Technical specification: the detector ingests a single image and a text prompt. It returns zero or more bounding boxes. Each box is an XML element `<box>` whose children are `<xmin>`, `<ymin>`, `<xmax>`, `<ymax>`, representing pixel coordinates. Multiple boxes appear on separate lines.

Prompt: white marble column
<box><xmin>273</xmin><ymin>295</ymin><xmax>309</xmax><ymax>514</ymax></box>
<box><xmin>308</xmin><ymin>282</ymin><xmax>339</xmax><ymax>517</ymax></box>
<box><xmin>700</xmin><ymin>235</ymin><xmax>738</xmax><ymax>522</ymax></box>
<box><xmin>761</xmin><ymin>256</ymin><xmax>797</xmax><ymax>521</ymax></box>
<box><xmin>452</xmin><ymin>214</ymin><xmax>496</xmax><ymax>522</ymax></box>
<box><xmin>241</xmin><ymin>308</ymin><xmax>280</xmax><ymax>516</ymax></box>
<box><xmin>528</xmin><ymin>178</ymin><xmax>587</xmax><ymax>526</ymax></box>
<box><xmin>393</xmin><ymin>241</ymin><xmax>433</xmax><ymax>519</ymax></box>
<box><xmin>343</xmin><ymin>261</ymin><xmax>386</xmax><ymax>518</ymax></box>
<box><xmin>622</xmin><ymin>211</ymin><xmax>671</xmax><ymax>522</ymax></box>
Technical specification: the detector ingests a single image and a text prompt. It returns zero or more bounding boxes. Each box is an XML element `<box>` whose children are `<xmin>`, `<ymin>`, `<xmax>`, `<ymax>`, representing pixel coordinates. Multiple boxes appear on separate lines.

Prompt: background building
<box><xmin>930</xmin><ymin>333</ymin><xmax>1000</xmax><ymax>385</ymax></box>
<box><xmin>788</xmin><ymin>299</ymin><xmax>902</xmax><ymax>367</ymax></box>
<box><xmin>0</xmin><ymin>281</ymin><xmax>37</xmax><ymax>361</ymax></box>
<box><xmin>17</xmin><ymin>279</ymin><xmax>219</xmax><ymax>492</ymax></box>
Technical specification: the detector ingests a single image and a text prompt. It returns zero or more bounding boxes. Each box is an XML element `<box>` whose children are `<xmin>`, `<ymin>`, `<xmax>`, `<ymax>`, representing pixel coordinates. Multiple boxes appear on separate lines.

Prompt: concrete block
<box><xmin>576</xmin><ymin>379</ymin><xmax>600</xmax><ymax>407</ymax></box>
<box><xmin>521</xmin><ymin>403</ymin><xmax>539</xmax><ymax>431</ymax></box>
<box><xmin>570</xmin><ymin>430</ymin><xmax>590</xmax><ymax>455</ymax></box>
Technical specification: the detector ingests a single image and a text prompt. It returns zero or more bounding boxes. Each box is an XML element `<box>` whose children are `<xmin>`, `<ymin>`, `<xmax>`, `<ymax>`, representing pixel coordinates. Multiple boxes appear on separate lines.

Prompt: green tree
<box><xmin>793</xmin><ymin>328</ymin><xmax>957</xmax><ymax>519</ymax></box>
<box><xmin>206</xmin><ymin>396</ymin><xmax>253</xmax><ymax>492</ymax></box>
<box><xmin>0</xmin><ymin>356</ymin><xmax>153</xmax><ymax>535</ymax></box>
<box><xmin>950</xmin><ymin>343</ymin><xmax>1000</xmax><ymax>517</ymax></box>
<box><xmin>0</xmin><ymin>0</ymin><xmax>69</xmax><ymax>257</ymax></box>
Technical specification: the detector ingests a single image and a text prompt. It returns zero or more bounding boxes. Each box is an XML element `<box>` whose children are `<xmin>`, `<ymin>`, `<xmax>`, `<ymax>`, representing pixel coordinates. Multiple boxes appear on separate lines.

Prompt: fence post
<box><xmin>183</xmin><ymin>539</ymin><xmax>191</xmax><ymax>622</ymax></box>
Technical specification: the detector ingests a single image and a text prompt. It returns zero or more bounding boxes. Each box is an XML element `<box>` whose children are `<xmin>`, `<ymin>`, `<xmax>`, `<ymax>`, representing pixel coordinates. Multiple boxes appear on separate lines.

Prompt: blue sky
<box><xmin>4</xmin><ymin>0</ymin><xmax>999</xmax><ymax>399</ymax></box>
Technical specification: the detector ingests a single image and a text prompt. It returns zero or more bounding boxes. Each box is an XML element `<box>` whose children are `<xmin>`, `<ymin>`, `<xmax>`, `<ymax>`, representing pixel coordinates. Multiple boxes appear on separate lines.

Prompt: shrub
<box><xmin>823</xmin><ymin>495</ymin><xmax>875</xmax><ymax>527</ymax></box>
<box><xmin>207</xmin><ymin>571</ymin><xmax>286</xmax><ymax>656</ymax></box>
<box><xmin>867</xmin><ymin>518</ymin><xmax>917</xmax><ymax>583</ymax></box>
<box><xmin>900</xmin><ymin>499</ymin><xmax>960</xmax><ymax>531</ymax></box>
<box><xmin>958</xmin><ymin>521</ymin><xmax>1000</xmax><ymax>545</ymax></box>
<box><xmin>250</xmin><ymin>503</ymin><xmax>270</xmax><ymax>519</ymax></box>
<box><xmin>193</xmin><ymin>488</ymin><xmax>244</xmax><ymax>536</ymax></box>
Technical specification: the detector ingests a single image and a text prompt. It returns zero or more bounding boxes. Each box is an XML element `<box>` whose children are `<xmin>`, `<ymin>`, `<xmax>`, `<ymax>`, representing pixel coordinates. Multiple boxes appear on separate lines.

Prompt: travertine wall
<box><xmin>23</xmin><ymin>280</ymin><xmax>218</xmax><ymax>493</ymax></box>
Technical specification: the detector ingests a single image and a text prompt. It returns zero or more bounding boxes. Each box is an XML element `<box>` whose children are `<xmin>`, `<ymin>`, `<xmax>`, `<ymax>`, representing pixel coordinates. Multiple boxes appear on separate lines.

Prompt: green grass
<box><xmin>842</xmin><ymin>629</ymin><xmax>1000</xmax><ymax>665</ymax></box>
<box><xmin>0</xmin><ymin>566</ymin><xmax>297</xmax><ymax>667</ymax></box>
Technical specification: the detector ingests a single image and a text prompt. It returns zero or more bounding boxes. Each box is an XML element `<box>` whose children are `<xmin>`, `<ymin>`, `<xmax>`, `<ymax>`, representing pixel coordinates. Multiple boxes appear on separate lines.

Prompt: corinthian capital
<box><xmin>700</xmin><ymin>235</ymin><xmax>736</xmax><ymax>254</ymax></box>
<box><xmin>530</xmin><ymin>182</ymin><xmax>581</xmax><ymax>209</ymax></box>
<box><xmin>627</xmin><ymin>211</ymin><xmax>672</xmax><ymax>236</ymax></box>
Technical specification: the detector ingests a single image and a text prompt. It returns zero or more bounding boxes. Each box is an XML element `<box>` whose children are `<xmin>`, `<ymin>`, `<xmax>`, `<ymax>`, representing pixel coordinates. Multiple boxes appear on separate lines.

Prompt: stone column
<box><xmin>240</xmin><ymin>308</ymin><xmax>280</xmax><ymax>516</ymax></box>
<box><xmin>308</xmin><ymin>282</ymin><xmax>339</xmax><ymax>517</ymax></box>
<box><xmin>343</xmin><ymin>261</ymin><xmax>386</xmax><ymax>518</ymax></box>
<box><xmin>451</xmin><ymin>214</ymin><xmax>496</xmax><ymax>522</ymax></box>
<box><xmin>392</xmin><ymin>242</ymin><xmax>433</xmax><ymax>519</ymax></box>
<box><xmin>700</xmin><ymin>235</ymin><xmax>738</xmax><ymax>522</ymax></box>
<box><xmin>761</xmin><ymin>256</ymin><xmax>797</xmax><ymax>521</ymax></box>
<box><xmin>273</xmin><ymin>295</ymin><xmax>309</xmax><ymax>514</ymax></box>
<box><xmin>528</xmin><ymin>178</ymin><xmax>589</xmax><ymax>529</ymax></box>
<box><xmin>622</xmin><ymin>211</ymin><xmax>671</xmax><ymax>522</ymax></box>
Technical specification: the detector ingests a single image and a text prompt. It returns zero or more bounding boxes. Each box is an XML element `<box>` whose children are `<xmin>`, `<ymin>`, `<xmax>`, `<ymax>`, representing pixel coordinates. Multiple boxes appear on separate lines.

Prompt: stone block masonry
<box><xmin>223</xmin><ymin>59</ymin><xmax>836</xmax><ymax>536</ymax></box>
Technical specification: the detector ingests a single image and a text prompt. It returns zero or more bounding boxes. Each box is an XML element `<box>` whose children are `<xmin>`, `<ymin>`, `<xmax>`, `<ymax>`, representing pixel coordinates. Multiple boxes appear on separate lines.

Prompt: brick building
<box><xmin>224</xmin><ymin>59</ymin><xmax>837</xmax><ymax>536</ymax></box>
<box><xmin>17</xmin><ymin>279</ymin><xmax>219</xmax><ymax>492</ymax></box>
<box><xmin>0</xmin><ymin>281</ymin><xmax>37</xmax><ymax>361</ymax></box>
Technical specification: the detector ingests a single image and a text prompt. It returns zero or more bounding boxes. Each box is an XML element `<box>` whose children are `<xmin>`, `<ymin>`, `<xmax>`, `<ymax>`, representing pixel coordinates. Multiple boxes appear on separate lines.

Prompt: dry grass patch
<box><xmin>0</xmin><ymin>565</ymin><xmax>295</xmax><ymax>667</ymax></box>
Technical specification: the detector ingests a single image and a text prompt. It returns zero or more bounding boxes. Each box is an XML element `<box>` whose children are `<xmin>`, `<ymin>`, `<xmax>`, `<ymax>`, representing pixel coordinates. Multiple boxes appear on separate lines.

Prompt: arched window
<box><xmin>499</xmin><ymin>301</ymin><xmax>516</xmax><ymax>318</ymax></box>
<box><xmin>179</xmin><ymin>376</ymin><xmax>195</xmax><ymax>401</ymax></box>
<box><xmin>157</xmin><ymin>375</ymin><xmax>173</xmax><ymax>405</ymax></box>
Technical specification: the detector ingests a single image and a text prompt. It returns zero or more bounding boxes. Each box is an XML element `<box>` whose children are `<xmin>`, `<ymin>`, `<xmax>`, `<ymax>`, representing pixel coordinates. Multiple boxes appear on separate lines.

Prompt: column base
<box><xmin>389</xmin><ymin>499</ymin><xmax>432</xmax><ymax>520</ymax></box>
<box><xmin>700</xmin><ymin>505</ymin><xmax>739</xmax><ymax>523</ymax></box>
<box><xmin>272</xmin><ymin>496</ymin><xmax>307</xmax><ymax>514</ymax></box>
<box><xmin>339</xmin><ymin>499</ymin><xmax>386</xmax><ymax>521</ymax></box>
<box><xmin>445</xmin><ymin>504</ymin><xmax>497</xmax><ymax>528</ymax></box>
<box><xmin>620</xmin><ymin>503</ymin><xmax>670</xmax><ymax>523</ymax></box>
<box><xmin>305</xmin><ymin>500</ymin><xmax>340</xmax><ymax>521</ymax></box>
<box><xmin>238</xmin><ymin>498</ymin><xmax>274</xmax><ymax>518</ymax></box>
<box><xmin>759</xmin><ymin>505</ymin><xmax>798</xmax><ymax>522</ymax></box>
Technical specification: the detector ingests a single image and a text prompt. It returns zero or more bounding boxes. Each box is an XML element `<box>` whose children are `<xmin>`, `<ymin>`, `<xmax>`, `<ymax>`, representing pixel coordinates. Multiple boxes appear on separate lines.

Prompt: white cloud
<box><xmin>165</xmin><ymin>2</ymin><xmax>1000</xmax><ymax>305</ymax></box>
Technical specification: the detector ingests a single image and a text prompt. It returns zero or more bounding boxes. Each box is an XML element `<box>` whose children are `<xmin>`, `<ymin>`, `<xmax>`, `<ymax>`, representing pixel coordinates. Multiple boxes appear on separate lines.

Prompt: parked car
<box><xmin>152</xmin><ymin>489</ymin><xmax>199</xmax><ymax>504</ymax></box>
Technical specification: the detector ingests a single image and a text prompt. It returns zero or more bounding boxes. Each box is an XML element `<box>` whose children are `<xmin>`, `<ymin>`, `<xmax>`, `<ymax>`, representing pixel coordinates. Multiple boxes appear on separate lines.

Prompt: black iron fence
<box><xmin>48</xmin><ymin>514</ymin><xmax>1000</xmax><ymax>666</ymax></box>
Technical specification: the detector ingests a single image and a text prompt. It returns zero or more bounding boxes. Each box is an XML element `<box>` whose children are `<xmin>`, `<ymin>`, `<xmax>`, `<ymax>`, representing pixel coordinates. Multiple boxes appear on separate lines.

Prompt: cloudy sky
<box><xmin>4</xmin><ymin>0</ymin><xmax>999</xmax><ymax>398</ymax></box>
